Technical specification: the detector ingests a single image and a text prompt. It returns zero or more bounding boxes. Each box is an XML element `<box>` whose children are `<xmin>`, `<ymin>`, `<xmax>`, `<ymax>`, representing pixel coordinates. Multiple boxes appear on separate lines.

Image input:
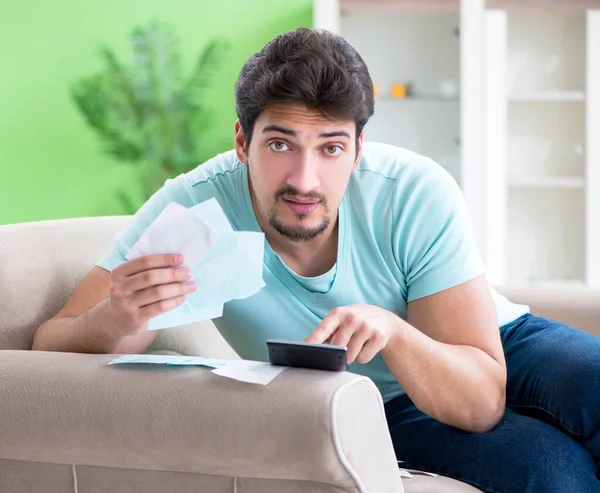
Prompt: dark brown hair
<box><xmin>234</xmin><ymin>28</ymin><xmax>374</xmax><ymax>145</ymax></box>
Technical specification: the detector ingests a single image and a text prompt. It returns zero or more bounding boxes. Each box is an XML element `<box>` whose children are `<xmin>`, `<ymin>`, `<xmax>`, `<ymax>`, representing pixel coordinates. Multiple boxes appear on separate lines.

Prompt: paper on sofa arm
<box><xmin>109</xmin><ymin>356</ymin><xmax>286</xmax><ymax>385</ymax></box>
<box><xmin>211</xmin><ymin>360</ymin><xmax>288</xmax><ymax>385</ymax></box>
<box><xmin>125</xmin><ymin>198</ymin><xmax>266</xmax><ymax>330</ymax></box>
<box><xmin>108</xmin><ymin>354</ymin><xmax>230</xmax><ymax>368</ymax></box>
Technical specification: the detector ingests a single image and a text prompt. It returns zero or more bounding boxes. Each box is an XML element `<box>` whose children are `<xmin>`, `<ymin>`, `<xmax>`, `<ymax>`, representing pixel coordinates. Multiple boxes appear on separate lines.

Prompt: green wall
<box><xmin>0</xmin><ymin>0</ymin><xmax>312</xmax><ymax>225</ymax></box>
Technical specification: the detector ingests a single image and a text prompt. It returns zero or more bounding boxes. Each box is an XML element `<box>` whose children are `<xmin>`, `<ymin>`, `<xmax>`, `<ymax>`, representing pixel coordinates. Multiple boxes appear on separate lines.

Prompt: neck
<box><xmin>250</xmin><ymin>193</ymin><xmax>339</xmax><ymax>278</ymax></box>
<box><xmin>271</xmin><ymin>218</ymin><xmax>339</xmax><ymax>278</ymax></box>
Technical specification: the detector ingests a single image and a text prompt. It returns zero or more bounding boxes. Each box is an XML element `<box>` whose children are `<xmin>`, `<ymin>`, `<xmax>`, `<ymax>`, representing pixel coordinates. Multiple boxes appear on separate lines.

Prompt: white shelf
<box><xmin>507</xmin><ymin>188</ymin><xmax>585</xmax><ymax>285</ymax></box>
<box><xmin>506</xmin><ymin>12</ymin><xmax>586</xmax><ymax>94</ymax></box>
<box><xmin>315</xmin><ymin>1</ymin><xmax>600</xmax><ymax>288</ymax></box>
<box><xmin>514</xmin><ymin>280</ymin><xmax>586</xmax><ymax>289</ymax></box>
<box><xmin>508</xmin><ymin>90</ymin><xmax>586</xmax><ymax>102</ymax></box>
<box><xmin>484</xmin><ymin>9</ymin><xmax>600</xmax><ymax>288</ymax></box>
<box><xmin>488</xmin><ymin>0</ymin><xmax>600</xmax><ymax>12</ymax></box>
<box><xmin>338</xmin><ymin>9</ymin><xmax>462</xmax><ymax>183</ymax></box>
<box><xmin>509</xmin><ymin>177</ymin><xmax>585</xmax><ymax>188</ymax></box>
<box><xmin>340</xmin><ymin>12</ymin><xmax>460</xmax><ymax>95</ymax></box>
<box><xmin>507</xmin><ymin>100</ymin><xmax>585</xmax><ymax>180</ymax></box>
<box><xmin>341</xmin><ymin>0</ymin><xmax>460</xmax><ymax>13</ymax></box>
<box><xmin>375</xmin><ymin>94</ymin><xmax>460</xmax><ymax>102</ymax></box>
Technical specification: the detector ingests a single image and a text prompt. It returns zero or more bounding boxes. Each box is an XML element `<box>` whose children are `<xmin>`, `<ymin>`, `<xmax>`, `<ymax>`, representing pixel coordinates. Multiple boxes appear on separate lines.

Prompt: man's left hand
<box><xmin>304</xmin><ymin>304</ymin><xmax>402</xmax><ymax>364</ymax></box>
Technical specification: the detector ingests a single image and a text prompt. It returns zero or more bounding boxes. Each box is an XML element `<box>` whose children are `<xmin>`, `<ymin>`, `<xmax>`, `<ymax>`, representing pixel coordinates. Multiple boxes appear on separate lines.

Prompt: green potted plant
<box><xmin>71</xmin><ymin>21</ymin><xmax>228</xmax><ymax>213</ymax></box>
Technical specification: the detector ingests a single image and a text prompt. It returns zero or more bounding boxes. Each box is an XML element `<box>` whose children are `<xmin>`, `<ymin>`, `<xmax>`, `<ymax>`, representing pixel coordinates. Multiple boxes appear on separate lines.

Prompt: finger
<box><xmin>137</xmin><ymin>294</ymin><xmax>187</xmax><ymax>320</ymax></box>
<box><xmin>116</xmin><ymin>254</ymin><xmax>184</xmax><ymax>278</ymax></box>
<box><xmin>135</xmin><ymin>281</ymin><xmax>197</xmax><ymax>308</ymax></box>
<box><xmin>304</xmin><ymin>310</ymin><xmax>344</xmax><ymax>344</ymax></box>
<box><xmin>121</xmin><ymin>266</ymin><xmax>192</xmax><ymax>294</ymax></box>
<box><xmin>330</xmin><ymin>313</ymin><xmax>360</xmax><ymax>349</ymax></box>
<box><xmin>355</xmin><ymin>338</ymin><xmax>383</xmax><ymax>365</ymax></box>
<box><xmin>345</xmin><ymin>327</ymin><xmax>371</xmax><ymax>364</ymax></box>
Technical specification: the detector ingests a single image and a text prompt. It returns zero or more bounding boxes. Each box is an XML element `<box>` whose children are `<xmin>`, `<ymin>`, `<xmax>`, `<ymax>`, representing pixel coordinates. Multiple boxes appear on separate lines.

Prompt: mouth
<box><xmin>282</xmin><ymin>197</ymin><xmax>320</xmax><ymax>215</ymax></box>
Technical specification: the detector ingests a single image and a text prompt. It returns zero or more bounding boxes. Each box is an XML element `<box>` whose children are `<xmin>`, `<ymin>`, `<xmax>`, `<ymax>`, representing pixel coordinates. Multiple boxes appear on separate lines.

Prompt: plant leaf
<box><xmin>70</xmin><ymin>20</ymin><xmax>228</xmax><ymax>200</ymax></box>
<box><xmin>185</xmin><ymin>39</ymin><xmax>229</xmax><ymax>107</ymax></box>
<box><xmin>129</xmin><ymin>21</ymin><xmax>185</xmax><ymax>172</ymax></box>
<box><xmin>130</xmin><ymin>21</ymin><xmax>182</xmax><ymax>110</ymax></box>
<box><xmin>70</xmin><ymin>75</ymin><xmax>144</xmax><ymax>162</ymax></box>
<box><xmin>97</xmin><ymin>46</ymin><xmax>146</xmax><ymax>126</ymax></box>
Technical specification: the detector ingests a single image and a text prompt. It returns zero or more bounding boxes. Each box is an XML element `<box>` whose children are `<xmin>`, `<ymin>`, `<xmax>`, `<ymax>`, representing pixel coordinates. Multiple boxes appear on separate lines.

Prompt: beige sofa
<box><xmin>1</xmin><ymin>216</ymin><xmax>599</xmax><ymax>493</ymax></box>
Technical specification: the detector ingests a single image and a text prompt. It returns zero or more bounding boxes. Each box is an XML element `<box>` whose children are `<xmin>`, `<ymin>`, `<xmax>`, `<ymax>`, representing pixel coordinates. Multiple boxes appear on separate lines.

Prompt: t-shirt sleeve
<box><xmin>394</xmin><ymin>158</ymin><xmax>485</xmax><ymax>302</ymax></box>
<box><xmin>95</xmin><ymin>174</ymin><xmax>197</xmax><ymax>272</ymax></box>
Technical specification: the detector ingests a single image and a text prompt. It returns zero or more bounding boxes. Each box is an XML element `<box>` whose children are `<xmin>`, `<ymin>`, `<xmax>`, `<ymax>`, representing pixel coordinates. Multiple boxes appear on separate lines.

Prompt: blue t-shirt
<box><xmin>96</xmin><ymin>142</ymin><xmax>529</xmax><ymax>403</ymax></box>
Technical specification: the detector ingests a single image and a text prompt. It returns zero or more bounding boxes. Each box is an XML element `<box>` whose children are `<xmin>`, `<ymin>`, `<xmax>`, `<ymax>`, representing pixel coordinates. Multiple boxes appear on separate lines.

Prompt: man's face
<box><xmin>235</xmin><ymin>102</ymin><xmax>363</xmax><ymax>242</ymax></box>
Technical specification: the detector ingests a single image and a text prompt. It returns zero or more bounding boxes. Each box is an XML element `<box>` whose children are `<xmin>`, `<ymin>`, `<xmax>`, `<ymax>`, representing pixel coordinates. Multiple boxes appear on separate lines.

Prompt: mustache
<box><xmin>275</xmin><ymin>186</ymin><xmax>325</xmax><ymax>202</ymax></box>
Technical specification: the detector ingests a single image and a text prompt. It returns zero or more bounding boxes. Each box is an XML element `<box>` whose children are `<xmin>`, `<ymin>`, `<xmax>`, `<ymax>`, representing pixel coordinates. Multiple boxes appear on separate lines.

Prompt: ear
<box><xmin>353</xmin><ymin>132</ymin><xmax>364</xmax><ymax>171</ymax></box>
<box><xmin>234</xmin><ymin>120</ymin><xmax>249</xmax><ymax>164</ymax></box>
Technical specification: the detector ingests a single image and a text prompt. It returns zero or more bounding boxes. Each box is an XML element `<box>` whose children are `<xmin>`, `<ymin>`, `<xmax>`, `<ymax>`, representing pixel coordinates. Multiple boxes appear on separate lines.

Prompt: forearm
<box><xmin>32</xmin><ymin>299</ymin><xmax>123</xmax><ymax>354</ymax></box>
<box><xmin>382</xmin><ymin>320</ymin><xmax>506</xmax><ymax>433</ymax></box>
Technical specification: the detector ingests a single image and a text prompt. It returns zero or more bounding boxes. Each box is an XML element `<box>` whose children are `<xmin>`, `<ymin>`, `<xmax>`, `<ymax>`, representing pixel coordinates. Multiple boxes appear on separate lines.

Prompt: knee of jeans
<box><xmin>553</xmin><ymin>355</ymin><xmax>600</xmax><ymax>438</ymax></box>
<box><xmin>513</xmin><ymin>430</ymin><xmax>597</xmax><ymax>492</ymax></box>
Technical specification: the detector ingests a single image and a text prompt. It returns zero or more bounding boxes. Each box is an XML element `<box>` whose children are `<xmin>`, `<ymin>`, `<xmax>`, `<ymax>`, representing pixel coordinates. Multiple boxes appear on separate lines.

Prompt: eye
<box><xmin>324</xmin><ymin>145</ymin><xmax>343</xmax><ymax>157</ymax></box>
<box><xmin>268</xmin><ymin>141</ymin><xmax>289</xmax><ymax>152</ymax></box>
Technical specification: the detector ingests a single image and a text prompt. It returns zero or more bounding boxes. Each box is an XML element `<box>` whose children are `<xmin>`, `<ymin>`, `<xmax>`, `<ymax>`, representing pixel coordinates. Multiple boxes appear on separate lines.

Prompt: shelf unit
<box><xmin>485</xmin><ymin>8</ymin><xmax>600</xmax><ymax>288</ymax></box>
<box><xmin>313</xmin><ymin>0</ymin><xmax>464</xmax><ymax>183</ymax></box>
<box><xmin>314</xmin><ymin>0</ymin><xmax>491</xmax><ymax>258</ymax></box>
<box><xmin>340</xmin><ymin>0</ymin><xmax>460</xmax><ymax>13</ymax></box>
<box><xmin>314</xmin><ymin>1</ymin><xmax>600</xmax><ymax>288</ymax></box>
<box><xmin>508</xmin><ymin>91</ymin><xmax>586</xmax><ymax>102</ymax></box>
<box><xmin>509</xmin><ymin>177</ymin><xmax>586</xmax><ymax>189</ymax></box>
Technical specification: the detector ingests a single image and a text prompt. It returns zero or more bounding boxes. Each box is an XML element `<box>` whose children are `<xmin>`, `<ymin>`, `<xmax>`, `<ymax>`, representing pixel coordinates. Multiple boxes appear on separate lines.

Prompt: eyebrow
<box><xmin>262</xmin><ymin>125</ymin><xmax>296</xmax><ymax>136</ymax></box>
<box><xmin>261</xmin><ymin>125</ymin><xmax>351</xmax><ymax>140</ymax></box>
<box><xmin>319</xmin><ymin>131</ymin><xmax>352</xmax><ymax>139</ymax></box>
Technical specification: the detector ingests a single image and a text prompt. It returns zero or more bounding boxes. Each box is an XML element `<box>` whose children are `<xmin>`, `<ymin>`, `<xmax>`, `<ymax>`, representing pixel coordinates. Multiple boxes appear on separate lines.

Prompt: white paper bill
<box><xmin>211</xmin><ymin>360</ymin><xmax>288</xmax><ymax>385</ymax></box>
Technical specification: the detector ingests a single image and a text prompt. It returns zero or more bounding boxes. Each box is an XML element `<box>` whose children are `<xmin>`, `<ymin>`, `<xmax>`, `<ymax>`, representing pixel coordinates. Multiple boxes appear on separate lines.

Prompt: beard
<box><xmin>269</xmin><ymin>214</ymin><xmax>330</xmax><ymax>242</ymax></box>
<box><xmin>268</xmin><ymin>185</ymin><xmax>331</xmax><ymax>242</ymax></box>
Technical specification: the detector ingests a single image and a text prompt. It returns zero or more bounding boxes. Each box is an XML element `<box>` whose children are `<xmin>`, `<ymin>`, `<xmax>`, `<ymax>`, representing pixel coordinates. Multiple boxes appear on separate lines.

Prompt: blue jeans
<box><xmin>384</xmin><ymin>314</ymin><xmax>600</xmax><ymax>493</ymax></box>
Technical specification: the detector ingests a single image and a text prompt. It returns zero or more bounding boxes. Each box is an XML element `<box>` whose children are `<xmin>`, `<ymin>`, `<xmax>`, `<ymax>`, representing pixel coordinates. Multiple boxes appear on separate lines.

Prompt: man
<box><xmin>33</xmin><ymin>28</ymin><xmax>599</xmax><ymax>492</ymax></box>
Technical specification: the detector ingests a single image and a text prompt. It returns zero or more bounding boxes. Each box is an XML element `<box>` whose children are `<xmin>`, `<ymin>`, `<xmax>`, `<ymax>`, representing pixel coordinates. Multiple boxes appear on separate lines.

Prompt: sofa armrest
<box><xmin>0</xmin><ymin>350</ymin><xmax>402</xmax><ymax>492</ymax></box>
<box><xmin>497</xmin><ymin>286</ymin><xmax>600</xmax><ymax>338</ymax></box>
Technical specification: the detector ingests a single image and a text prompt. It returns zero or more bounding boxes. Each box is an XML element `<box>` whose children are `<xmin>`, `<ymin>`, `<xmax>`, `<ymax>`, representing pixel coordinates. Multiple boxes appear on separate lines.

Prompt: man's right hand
<box><xmin>106</xmin><ymin>254</ymin><xmax>197</xmax><ymax>337</ymax></box>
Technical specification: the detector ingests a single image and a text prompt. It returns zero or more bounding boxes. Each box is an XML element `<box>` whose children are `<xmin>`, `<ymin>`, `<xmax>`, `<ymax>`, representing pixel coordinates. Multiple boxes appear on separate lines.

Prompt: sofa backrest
<box><xmin>0</xmin><ymin>216</ymin><xmax>239</xmax><ymax>358</ymax></box>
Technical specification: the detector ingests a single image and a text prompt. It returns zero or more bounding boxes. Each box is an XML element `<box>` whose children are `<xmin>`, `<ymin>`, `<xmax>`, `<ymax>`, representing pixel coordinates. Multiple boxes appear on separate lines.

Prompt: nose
<box><xmin>286</xmin><ymin>150</ymin><xmax>320</xmax><ymax>194</ymax></box>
